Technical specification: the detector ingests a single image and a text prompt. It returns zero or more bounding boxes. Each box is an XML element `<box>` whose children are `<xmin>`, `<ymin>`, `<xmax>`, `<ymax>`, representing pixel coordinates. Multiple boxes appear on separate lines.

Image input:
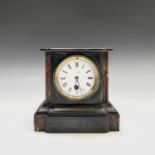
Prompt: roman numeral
<box><xmin>62</xmin><ymin>82</ymin><xmax>67</xmax><ymax>87</ymax></box>
<box><xmin>68</xmin><ymin>64</ymin><xmax>71</xmax><ymax>69</ymax></box>
<box><xmin>75</xmin><ymin>89</ymin><xmax>78</xmax><ymax>94</ymax></box>
<box><xmin>86</xmin><ymin>82</ymin><xmax>91</xmax><ymax>87</ymax></box>
<box><xmin>60</xmin><ymin>77</ymin><xmax>66</xmax><ymax>80</ymax></box>
<box><xmin>68</xmin><ymin>87</ymin><xmax>72</xmax><ymax>92</ymax></box>
<box><xmin>62</xmin><ymin>70</ymin><xmax>67</xmax><ymax>73</ymax></box>
<box><xmin>82</xmin><ymin>64</ymin><xmax>85</xmax><ymax>69</ymax></box>
<box><xmin>88</xmin><ymin>77</ymin><xmax>93</xmax><ymax>79</ymax></box>
<box><xmin>86</xmin><ymin>69</ymin><xmax>91</xmax><ymax>73</ymax></box>
<box><xmin>75</xmin><ymin>62</ymin><xmax>78</xmax><ymax>67</ymax></box>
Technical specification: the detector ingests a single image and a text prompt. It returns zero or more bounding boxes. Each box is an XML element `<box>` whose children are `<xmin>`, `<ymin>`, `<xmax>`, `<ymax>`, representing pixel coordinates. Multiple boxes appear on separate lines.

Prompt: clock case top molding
<box><xmin>34</xmin><ymin>48</ymin><xmax>120</xmax><ymax>133</ymax></box>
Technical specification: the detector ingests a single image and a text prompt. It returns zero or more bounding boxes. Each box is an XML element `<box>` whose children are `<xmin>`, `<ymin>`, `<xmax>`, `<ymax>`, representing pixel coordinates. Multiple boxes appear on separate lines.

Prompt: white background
<box><xmin>0</xmin><ymin>49</ymin><xmax>155</xmax><ymax>155</ymax></box>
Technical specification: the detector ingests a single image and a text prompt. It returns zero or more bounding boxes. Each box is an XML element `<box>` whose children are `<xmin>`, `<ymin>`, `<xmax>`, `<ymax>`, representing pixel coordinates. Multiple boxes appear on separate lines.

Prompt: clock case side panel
<box><xmin>45</xmin><ymin>52</ymin><xmax>52</xmax><ymax>104</ymax></box>
<box><xmin>102</xmin><ymin>52</ymin><xmax>109</xmax><ymax>103</ymax></box>
<box><xmin>46</xmin><ymin>51</ymin><xmax>108</xmax><ymax>105</ymax></box>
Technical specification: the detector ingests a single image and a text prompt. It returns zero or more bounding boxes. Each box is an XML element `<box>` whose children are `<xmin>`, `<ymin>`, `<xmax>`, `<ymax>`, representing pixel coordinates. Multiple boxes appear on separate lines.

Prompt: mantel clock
<box><xmin>34</xmin><ymin>48</ymin><xmax>120</xmax><ymax>133</ymax></box>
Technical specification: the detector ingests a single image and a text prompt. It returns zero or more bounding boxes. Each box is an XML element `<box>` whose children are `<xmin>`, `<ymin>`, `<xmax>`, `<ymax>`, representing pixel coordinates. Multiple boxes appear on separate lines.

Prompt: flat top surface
<box><xmin>40</xmin><ymin>48</ymin><xmax>113</xmax><ymax>52</ymax></box>
<box><xmin>37</xmin><ymin>102</ymin><xmax>115</xmax><ymax>116</ymax></box>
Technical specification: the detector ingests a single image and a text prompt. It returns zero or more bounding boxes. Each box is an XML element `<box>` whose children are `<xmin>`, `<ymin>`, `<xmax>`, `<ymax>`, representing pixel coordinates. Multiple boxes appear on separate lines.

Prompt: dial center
<box><xmin>75</xmin><ymin>76</ymin><xmax>79</xmax><ymax>80</ymax></box>
<box><xmin>74</xmin><ymin>85</ymin><xmax>79</xmax><ymax>90</ymax></box>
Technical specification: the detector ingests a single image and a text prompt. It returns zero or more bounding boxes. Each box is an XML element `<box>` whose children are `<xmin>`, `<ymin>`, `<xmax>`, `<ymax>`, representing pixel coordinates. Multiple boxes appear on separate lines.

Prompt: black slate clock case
<box><xmin>34</xmin><ymin>48</ymin><xmax>120</xmax><ymax>133</ymax></box>
<box><xmin>50</xmin><ymin>51</ymin><xmax>103</xmax><ymax>105</ymax></box>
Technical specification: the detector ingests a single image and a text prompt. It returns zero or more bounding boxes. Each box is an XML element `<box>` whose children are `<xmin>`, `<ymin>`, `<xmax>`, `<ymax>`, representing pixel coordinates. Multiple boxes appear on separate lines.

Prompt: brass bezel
<box><xmin>53</xmin><ymin>55</ymin><xmax>100</xmax><ymax>101</ymax></box>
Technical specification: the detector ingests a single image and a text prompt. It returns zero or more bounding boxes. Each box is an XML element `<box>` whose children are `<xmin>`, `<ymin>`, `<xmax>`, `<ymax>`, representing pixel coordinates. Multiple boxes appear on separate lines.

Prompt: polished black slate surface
<box><xmin>45</xmin><ymin>115</ymin><xmax>109</xmax><ymax>133</ymax></box>
<box><xmin>35</xmin><ymin>101</ymin><xmax>119</xmax><ymax>133</ymax></box>
<box><xmin>50</xmin><ymin>51</ymin><xmax>104</xmax><ymax>105</ymax></box>
<box><xmin>40</xmin><ymin>48</ymin><xmax>113</xmax><ymax>52</ymax></box>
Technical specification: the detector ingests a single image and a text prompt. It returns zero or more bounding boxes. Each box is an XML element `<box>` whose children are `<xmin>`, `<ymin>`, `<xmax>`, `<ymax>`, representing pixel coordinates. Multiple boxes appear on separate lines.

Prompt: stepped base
<box><xmin>34</xmin><ymin>101</ymin><xmax>119</xmax><ymax>133</ymax></box>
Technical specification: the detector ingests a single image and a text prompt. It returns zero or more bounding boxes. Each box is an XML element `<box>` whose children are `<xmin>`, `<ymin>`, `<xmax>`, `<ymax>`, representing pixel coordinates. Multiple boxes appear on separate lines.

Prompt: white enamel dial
<box><xmin>54</xmin><ymin>55</ymin><xmax>100</xmax><ymax>101</ymax></box>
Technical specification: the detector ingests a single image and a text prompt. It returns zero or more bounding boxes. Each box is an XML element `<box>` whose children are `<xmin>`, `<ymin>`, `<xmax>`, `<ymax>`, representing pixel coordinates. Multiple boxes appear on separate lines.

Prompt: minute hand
<box><xmin>76</xmin><ymin>79</ymin><xmax>82</xmax><ymax>95</ymax></box>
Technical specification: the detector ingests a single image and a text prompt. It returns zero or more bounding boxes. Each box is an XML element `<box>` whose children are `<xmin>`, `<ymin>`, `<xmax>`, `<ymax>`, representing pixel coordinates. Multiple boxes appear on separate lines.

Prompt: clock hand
<box><xmin>74</xmin><ymin>77</ymin><xmax>79</xmax><ymax>94</ymax></box>
<box><xmin>76</xmin><ymin>79</ymin><xmax>82</xmax><ymax>95</ymax></box>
